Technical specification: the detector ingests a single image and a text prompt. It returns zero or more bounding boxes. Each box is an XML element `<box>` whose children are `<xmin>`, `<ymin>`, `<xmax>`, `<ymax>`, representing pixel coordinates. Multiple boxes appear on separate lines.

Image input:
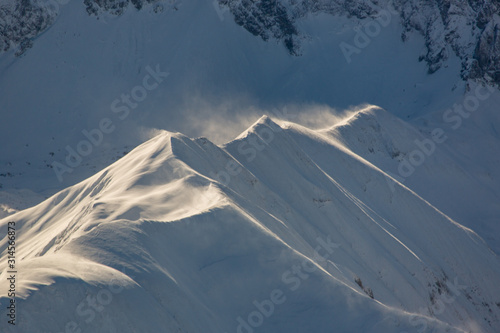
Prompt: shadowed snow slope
<box><xmin>1</xmin><ymin>115</ymin><xmax>500</xmax><ymax>333</ymax></box>
<box><xmin>323</xmin><ymin>105</ymin><xmax>500</xmax><ymax>254</ymax></box>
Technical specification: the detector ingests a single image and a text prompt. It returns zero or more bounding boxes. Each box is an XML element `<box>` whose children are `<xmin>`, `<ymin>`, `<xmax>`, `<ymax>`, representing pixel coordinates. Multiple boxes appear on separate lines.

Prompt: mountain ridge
<box><xmin>1</xmin><ymin>114</ymin><xmax>499</xmax><ymax>332</ymax></box>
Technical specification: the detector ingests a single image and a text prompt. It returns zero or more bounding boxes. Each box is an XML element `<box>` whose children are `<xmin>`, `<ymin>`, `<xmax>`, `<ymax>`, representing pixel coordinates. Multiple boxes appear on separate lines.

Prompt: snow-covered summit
<box><xmin>1</xmin><ymin>115</ymin><xmax>499</xmax><ymax>332</ymax></box>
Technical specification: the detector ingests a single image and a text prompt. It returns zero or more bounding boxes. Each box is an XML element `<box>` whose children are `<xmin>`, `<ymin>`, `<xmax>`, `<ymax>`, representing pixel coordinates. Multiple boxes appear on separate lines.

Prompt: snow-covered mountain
<box><xmin>2</xmin><ymin>0</ymin><xmax>500</xmax><ymax>83</ymax></box>
<box><xmin>0</xmin><ymin>0</ymin><xmax>498</xmax><ymax>211</ymax></box>
<box><xmin>1</xmin><ymin>114</ymin><xmax>500</xmax><ymax>332</ymax></box>
<box><xmin>1</xmin><ymin>1</ymin><xmax>500</xmax><ymax>332</ymax></box>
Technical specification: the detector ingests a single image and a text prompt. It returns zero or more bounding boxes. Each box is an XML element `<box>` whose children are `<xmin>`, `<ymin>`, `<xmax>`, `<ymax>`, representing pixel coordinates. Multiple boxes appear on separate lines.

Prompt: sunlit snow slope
<box><xmin>1</xmin><ymin>0</ymin><xmax>500</xmax><ymax>263</ymax></box>
<box><xmin>1</xmin><ymin>112</ymin><xmax>499</xmax><ymax>333</ymax></box>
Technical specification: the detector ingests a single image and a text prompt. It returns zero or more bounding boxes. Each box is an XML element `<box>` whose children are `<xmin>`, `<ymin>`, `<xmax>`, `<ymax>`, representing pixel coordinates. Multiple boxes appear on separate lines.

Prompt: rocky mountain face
<box><xmin>83</xmin><ymin>0</ymin><xmax>164</xmax><ymax>16</ymax></box>
<box><xmin>219</xmin><ymin>0</ymin><xmax>301</xmax><ymax>55</ymax></box>
<box><xmin>217</xmin><ymin>0</ymin><xmax>379</xmax><ymax>55</ymax></box>
<box><xmin>1</xmin><ymin>0</ymin><xmax>499</xmax><ymax>83</ymax></box>
<box><xmin>219</xmin><ymin>0</ymin><xmax>500</xmax><ymax>84</ymax></box>
<box><xmin>0</xmin><ymin>0</ymin><xmax>56</xmax><ymax>56</ymax></box>
<box><xmin>395</xmin><ymin>0</ymin><xmax>500</xmax><ymax>83</ymax></box>
<box><xmin>471</xmin><ymin>9</ymin><xmax>500</xmax><ymax>83</ymax></box>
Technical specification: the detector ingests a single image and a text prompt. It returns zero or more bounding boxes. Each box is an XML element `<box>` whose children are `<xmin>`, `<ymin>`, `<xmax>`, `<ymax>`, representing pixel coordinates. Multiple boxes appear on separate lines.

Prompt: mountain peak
<box><xmin>3</xmin><ymin>117</ymin><xmax>500</xmax><ymax>332</ymax></box>
<box><xmin>233</xmin><ymin>115</ymin><xmax>283</xmax><ymax>141</ymax></box>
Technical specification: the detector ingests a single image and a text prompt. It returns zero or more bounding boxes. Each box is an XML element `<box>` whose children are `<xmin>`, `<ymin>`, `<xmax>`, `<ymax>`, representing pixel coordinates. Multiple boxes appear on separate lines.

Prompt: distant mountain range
<box><xmin>2</xmin><ymin>0</ymin><xmax>499</xmax><ymax>83</ymax></box>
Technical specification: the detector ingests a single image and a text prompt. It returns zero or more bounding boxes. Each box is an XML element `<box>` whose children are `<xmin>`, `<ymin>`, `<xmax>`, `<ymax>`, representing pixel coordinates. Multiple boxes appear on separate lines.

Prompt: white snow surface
<box><xmin>1</xmin><ymin>112</ymin><xmax>499</xmax><ymax>332</ymax></box>
<box><xmin>1</xmin><ymin>0</ymin><xmax>499</xmax><ymax>256</ymax></box>
<box><xmin>1</xmin><ymin>1</ymin><xmax>500</xmax><ymax>331</ymax></box>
